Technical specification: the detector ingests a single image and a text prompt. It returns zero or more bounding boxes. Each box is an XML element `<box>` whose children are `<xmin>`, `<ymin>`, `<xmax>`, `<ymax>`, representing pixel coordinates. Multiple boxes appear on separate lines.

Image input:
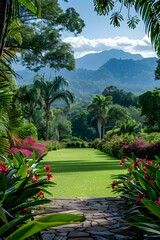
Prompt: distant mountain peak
<box><xmin>76</xmin><ymin>49</ymin><xmax>143</xmax><ymax>70</ymax></box>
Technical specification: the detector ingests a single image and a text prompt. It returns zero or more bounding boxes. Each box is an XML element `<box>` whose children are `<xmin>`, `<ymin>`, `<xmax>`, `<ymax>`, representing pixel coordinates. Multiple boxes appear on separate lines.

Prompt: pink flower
<box><xmin>143</xmin><ymin>166</ymin><xmax>148</xmax><ymax>173</ymax></box>
<box><xmin>0</xmin><ymin>164</ymin><xmax>8</xmax><ymax>175</ymax></box>
<box><xmin>44</xmin><ymin>165</ymin><xmax>51</xmax><ymax>172</ymax></box>
<box><xmin>24</xmin><ymin>138</ymin><xmax>36</xmax><ymax>145</ymax></box>
<box><xmin>32</xmin><ymin>175</ymin><xmax>37</xmax><ymax>183</ymax></box>
<box><xmin>120</xmin><ymin>158</ymin><xmax>127</xmax><ymax>166</ymax></box>
<box><xmin>46</xmin><ymin>172</ymin><xmax>53</xmax><ymax>180</ymax></box>
<box><xmin>136</xmin><ymin>159</ymin><xmax>141</xmax><ymax>165</ymax></box>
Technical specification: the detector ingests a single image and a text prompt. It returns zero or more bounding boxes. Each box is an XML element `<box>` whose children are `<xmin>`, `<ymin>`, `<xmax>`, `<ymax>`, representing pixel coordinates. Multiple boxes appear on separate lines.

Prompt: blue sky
<box><xmin>60</xmin><ymin>0</ymin><xmax>156</xmax><ymax>58</ymax></box>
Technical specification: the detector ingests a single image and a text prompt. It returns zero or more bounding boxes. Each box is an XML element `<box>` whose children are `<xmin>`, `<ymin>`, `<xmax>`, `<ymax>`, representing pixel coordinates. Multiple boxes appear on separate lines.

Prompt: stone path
<box><xmin>41</xmin><ymin>197</ymin><xmax>138</xmax><ymax>240</ymax></box>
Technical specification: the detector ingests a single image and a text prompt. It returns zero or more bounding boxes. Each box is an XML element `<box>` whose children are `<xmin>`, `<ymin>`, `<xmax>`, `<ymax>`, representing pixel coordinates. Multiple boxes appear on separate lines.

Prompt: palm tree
<box><xmin>88</xmin><ymin>94</ymin><xmax>112</xmax><ymax>139</ymax></box>
<box><xmin>34</xmin><ymin>75</ymin><xmax>74</xmax><ymax>140</ymax></box>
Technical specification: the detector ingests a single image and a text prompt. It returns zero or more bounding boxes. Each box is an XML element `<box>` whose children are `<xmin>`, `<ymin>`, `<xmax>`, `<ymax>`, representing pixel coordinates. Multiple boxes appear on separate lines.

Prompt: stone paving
<box><xmin>41</xmin><ymin>197</ymin><xmax>139</xmax><ymax>240</ymax></box>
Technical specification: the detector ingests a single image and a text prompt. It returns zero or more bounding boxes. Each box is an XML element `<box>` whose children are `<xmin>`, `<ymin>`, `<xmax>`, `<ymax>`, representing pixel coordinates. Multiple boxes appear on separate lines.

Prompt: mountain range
<box><xmin>14</xmin><ymin>49</ymin><xmax>160</xmax><ymax>99</ymax></box>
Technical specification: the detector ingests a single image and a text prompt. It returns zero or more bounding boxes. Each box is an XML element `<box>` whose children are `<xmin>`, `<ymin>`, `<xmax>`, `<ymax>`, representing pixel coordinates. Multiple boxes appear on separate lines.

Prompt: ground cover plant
<box><xmin>42</xmin><ymin>148</ymin><xmax>125</xmax><ymax>197</ymax></box>
<box><xmin>112</xmin><ymin>156</ymin><xmax>160</xmax><ymax>238</ymax></box>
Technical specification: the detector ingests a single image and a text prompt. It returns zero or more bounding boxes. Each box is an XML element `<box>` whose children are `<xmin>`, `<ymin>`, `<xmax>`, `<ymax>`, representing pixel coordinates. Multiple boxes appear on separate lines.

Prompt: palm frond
<box><xmin>135</xmin><ymin>0</ymin><xmax>160</xmax><ymax>55</ymax></box>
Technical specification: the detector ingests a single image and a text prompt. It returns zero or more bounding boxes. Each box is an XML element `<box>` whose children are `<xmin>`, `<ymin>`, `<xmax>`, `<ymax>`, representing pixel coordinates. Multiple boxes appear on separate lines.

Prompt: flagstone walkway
<box><xmin>41</xmin><ymin>197</ymin><xmax>139</xmax><ymax>240</ymax></box>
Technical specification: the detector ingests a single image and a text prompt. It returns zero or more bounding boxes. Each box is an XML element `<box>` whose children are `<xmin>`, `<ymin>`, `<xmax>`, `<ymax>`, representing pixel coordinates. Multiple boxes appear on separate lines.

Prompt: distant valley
<box><xmin>14</xmin><ymin>49</ymin><xmax>160</xmax><ymax>99</ymax></box>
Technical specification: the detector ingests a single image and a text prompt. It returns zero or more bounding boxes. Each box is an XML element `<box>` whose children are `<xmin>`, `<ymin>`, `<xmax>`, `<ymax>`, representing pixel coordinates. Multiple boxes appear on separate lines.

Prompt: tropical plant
<box><xmin>87</xmin><ymin>94</ymin><xmax>112</xmax><ymax>139</ymax></box>
<box><xmin>112</xmin><ymin>156</ymin><xmax>160</xmax><ymax>238</ymax></box>
<box><xmin>16</xmin><ymin>84</ymin><xmax>40</xmax><ymax>122</ymax></box>
<box><xmin>34</xmin><ymin>75</ymin><xmax>74</xmax><ymax>140</ymax></box>
<box><xmin>0</xmin><ymin>151</ymin><xmax>84</xmax><ymax>240</ymax></box>
<box><xmin>139</xmin><ymin>89</ymin><xmax>160</xmax><ymax>131</ymax></box>
<box><xmin>93</xmin><ymin>0</ymin><xmax>160</xmax><ymax>55</ymax></box>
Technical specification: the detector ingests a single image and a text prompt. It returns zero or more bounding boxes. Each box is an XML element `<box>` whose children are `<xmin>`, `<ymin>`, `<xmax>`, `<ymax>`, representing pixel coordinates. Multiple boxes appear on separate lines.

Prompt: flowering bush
<box><xmin>38</xmin><ymin>140</ymin><xmax>64</xmax><ymax>151</ymax></box>
<box><xmin>0</xmin><ymin>153</ymin><xmax>84</xmax><ymax>239</ymax></box>
<box><xmin>101</xmin><ymin>134</ymin><xmax>134</xmax><ymax>158</ymax></box>
<box><xmin>10</xmin><ymin>137</ymin><xmax>47</xmax><ymax>159</ymax></box>
<box><xmin>122</xmin><ymin>138</ymin><xmax>160</xmax><ymax>160</ymax></box>
<box><xmin>112</xmin><ymin>156</ymin><xmax>160</xmax><ymax>238</ymax></box>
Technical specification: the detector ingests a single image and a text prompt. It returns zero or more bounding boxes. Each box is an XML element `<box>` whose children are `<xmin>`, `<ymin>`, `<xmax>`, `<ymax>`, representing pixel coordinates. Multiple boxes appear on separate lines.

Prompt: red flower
<box><xmin>19</xmin><ymin>208</ymin><xmax>28</xmax><ymax>214</ymax></box>
<box><xmin>134</xmin><ymin>165</ymin><xmax>138</xmax><ymax>170</ymax></box>
<box><xmin>149</xmin><ymin>180</ymin><xmax>154</xmax><ymax>185</ymax></box>
<box><xmin>112</xmin><ymin>181</ymin><xmax>118</xmax><ymax>189</ymax></box>
<box><xmin>136</xmin><ymin>159</ymin><xmax>141</xmax><ymax>165</ymax></box>
<box><xmin>44</xmin><ymin>165</ymin><xmax>51</xmax><ymax>172</ymax></box>
<box><xmin>120</xmin><ymin>158</ymin><xmax>127</xmax><ymax>166</ymax></box>
<box><xmin>46</xmin><ymin>172</ymin><xmax>53</xmax><ymax>180</ymax></box>
<box><xmin>32</xmin><ymin>175</ymin><xmax>37</xmax><ymax>183</ymax></box>
<box><xmin>136</xmin><ymin>193</ymin><xmax>145</xmax><ymax>203</ymax></box>
<box><xmin>142</xmin><ymin>166</ymin><xmax>148</xmax><ymax>173</ymax></box>
<box><xmin>37</xmin><ymin>190</ymin><xmax>45</xmax><ymax>198</ymax></box>
<box><xmin>155</xmin><ymin>197</ymin><xmax>160</xmax><ymax>206</ymax></box>
<box><xmin>0</xmin><ymin>164</ymin><xmax>8</xmax><ymax>175</ymax></box>
<box><xmin>147</xmin><ymin>161</ymin><xmax>153</xmax><ymax>165</ymax></box>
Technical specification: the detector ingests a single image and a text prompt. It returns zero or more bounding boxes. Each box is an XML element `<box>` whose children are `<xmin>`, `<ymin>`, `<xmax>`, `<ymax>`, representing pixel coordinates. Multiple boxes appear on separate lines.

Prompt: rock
<box><xmin>68</xmin><ymin>231</ymin><xmax>90</xmax><ymax>237</ymax></box>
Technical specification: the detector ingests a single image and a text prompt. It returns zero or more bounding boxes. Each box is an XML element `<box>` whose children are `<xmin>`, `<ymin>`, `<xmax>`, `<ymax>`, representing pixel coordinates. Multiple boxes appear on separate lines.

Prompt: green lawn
<box><xmin>42</xmin><ymin>148</ymin><xmax>125</xmax><ymax>197</ymax></box>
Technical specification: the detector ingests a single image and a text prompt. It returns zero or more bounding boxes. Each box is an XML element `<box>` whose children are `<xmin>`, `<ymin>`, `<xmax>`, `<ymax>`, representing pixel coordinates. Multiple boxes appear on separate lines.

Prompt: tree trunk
<box><xmin>97</xmin><ymin>119</ymin><xmax>102</xmax><ymax>139</ymax></box>
<box><xmin>46</xmin><ymin>114</ymin><xmax>49</xmax><ymax>140</ymax></box>
<box><xmin>0</xmin><ymin>0</ymin><xmax>12</xmax><ymax>55</ymax></box>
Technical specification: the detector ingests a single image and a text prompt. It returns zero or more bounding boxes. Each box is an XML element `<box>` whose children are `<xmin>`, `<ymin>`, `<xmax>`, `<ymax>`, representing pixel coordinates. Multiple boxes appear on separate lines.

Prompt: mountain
<box><xmin>76</xmin><ymin>49</ymin><xmax>143</xmax><ymax>70</ymax></box>
<box><xmin>14</xmin><ymin>50</ymin><xmax>159</xmax><ymax>99</ymax></box>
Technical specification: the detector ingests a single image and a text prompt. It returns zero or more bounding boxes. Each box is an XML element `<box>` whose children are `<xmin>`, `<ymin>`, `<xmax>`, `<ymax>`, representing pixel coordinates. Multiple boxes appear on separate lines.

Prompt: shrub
<box><xmin>112</xmin><ymin>156</ymin><xmax>160</xmax><ymax>238</ymax></box>
<box><xmin>10</xmin><ymin>137</ymin><xmax>47</xmax><ymax>159</ymax></box>
<box><xmin>38</xmin><ymin>140</ymin><xmax>64</xmax><ymax>151</ymax></box>
<box><xmin>62</xmin><ymin>137</ymin><xmax>88</xmax><ymax>148</ymax></box>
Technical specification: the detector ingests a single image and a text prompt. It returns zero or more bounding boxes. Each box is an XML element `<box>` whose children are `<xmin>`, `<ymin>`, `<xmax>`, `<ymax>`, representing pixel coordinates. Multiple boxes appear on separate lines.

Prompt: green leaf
<box><xmin>6</xmin><ymin>214</ymin><xmax>85</xmax><ymax>240</ymax></box>
<box><xmin>141</xmin><ymin>199</ymin><xmax>160</xmax><ymax>218</ymax></box>
<box><xmin>131</xmin><ymin>222</ymin><xmax>160</xmax><ymax>235</ymax></box>
<box><xmin>0</xmin><ymin>173</ymin><xmax>7</xmax><ymax>193</ymax></box>
<box><xmin>0</xmin><ymin>215</ymin><xmax>32</xmax><ymax>237</ymax></box>
<box><xmin>13</xmin><ymin>157</ymin><xmax>19</xmax><ymax>168</ymax></box>
<box><xmin>0</xmin><ymin>206</ymin><xmax>8</xmax><ymax>224</ymax></box>
<box><xmin>17</xmin><ymin>165</ymin><xmax>28</xmax><ymax>178</ymax></box>
<box><xmin>18</xmin><ymin>0</ymin><xmax>36</xmax><ymax>14</ymax></box>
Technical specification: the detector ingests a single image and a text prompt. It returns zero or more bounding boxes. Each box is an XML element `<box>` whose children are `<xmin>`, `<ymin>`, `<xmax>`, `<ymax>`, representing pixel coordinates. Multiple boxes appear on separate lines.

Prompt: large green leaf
<box><xmin>6</xmin><ymin>214</ymin><xmax>85</xmax><ymax>240</ymax></box>
<box><xmin>131</xmin><ymin>222</ymin><xmax>160</xmax><ymax>235</ymax></box>
<box><xmin>18</xmin><ymin>0</ymin><xmax>36</xmax><ymax>14</ymax></box>
<box><xmin>141</xmin><ymin>199</ymin><xmax>160</xmax><ymax>218</ymax></box>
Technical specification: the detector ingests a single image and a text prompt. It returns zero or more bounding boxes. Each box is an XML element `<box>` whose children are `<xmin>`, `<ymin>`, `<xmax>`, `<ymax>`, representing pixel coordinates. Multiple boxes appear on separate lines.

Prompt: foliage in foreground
<box><xmin>0</xmin><ymin>152</ymin><xmax>84</xmax><ymax>239</ymax></box>
<box><xmin>112</xmin><ymin>156</ymin><xmax>160</xmax><ymax>238</ymax></box>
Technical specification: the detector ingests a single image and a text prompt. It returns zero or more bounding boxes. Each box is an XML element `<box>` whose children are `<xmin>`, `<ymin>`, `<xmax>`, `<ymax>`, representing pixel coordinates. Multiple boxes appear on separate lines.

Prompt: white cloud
<box><xmin>63</xmin><ymin>36</ymin><xmax>157</xmax><ymax>58</ymax></box>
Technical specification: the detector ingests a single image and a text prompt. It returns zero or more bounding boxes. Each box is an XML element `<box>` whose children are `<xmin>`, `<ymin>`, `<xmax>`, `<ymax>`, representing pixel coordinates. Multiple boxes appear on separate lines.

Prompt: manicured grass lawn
<box><xmin>42</xmin><ymin>148</ymin><xmax>125</xmax><ymax>197</ymax></box>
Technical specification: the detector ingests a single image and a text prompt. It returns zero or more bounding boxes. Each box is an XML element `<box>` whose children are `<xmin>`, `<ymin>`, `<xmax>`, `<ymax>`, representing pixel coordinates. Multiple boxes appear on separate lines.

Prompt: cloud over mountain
<box><xmin>63</xmin><ymin>36</ymin><xmax>156</xmax><ymax>58</ymax></box>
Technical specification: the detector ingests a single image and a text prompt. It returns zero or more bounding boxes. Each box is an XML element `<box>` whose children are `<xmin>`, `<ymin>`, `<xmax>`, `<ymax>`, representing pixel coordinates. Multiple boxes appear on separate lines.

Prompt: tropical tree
<box><xmin>102</xmin><ymin>85</ymin><xmax>139</xmax><ymax>107</ymax></box>
<box><xmin>93</xmin><ymin>0</ymin><xmax>160</xmax><ymax>55</ymax></box>
<box><xmin>16</xmin><ymin>84</ymin><xmax>40</xmax><ymax>122</ymax></box>
<box><xmin>6</xmin><ymin>0</ymin><xmax>85</xmax><ymax>71</ymax></box>
<box><xmin>87</xmin><ymin>94</ymin><xmax>112</xmax><ymax>139</ymax></box>
<box><xmin>106</xmin><ymin>104</ymin><xmax>130</xmax><ymax>130</ymax></box>
<box><xmin>34</xmin><ymin>75</ymin><xmax>74</xmax><ymax>140</ymax></box>
<box><xmin>139</xmin><ymin>89</ymin><xmax>160</xmax><ymax>131</ymax></box>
